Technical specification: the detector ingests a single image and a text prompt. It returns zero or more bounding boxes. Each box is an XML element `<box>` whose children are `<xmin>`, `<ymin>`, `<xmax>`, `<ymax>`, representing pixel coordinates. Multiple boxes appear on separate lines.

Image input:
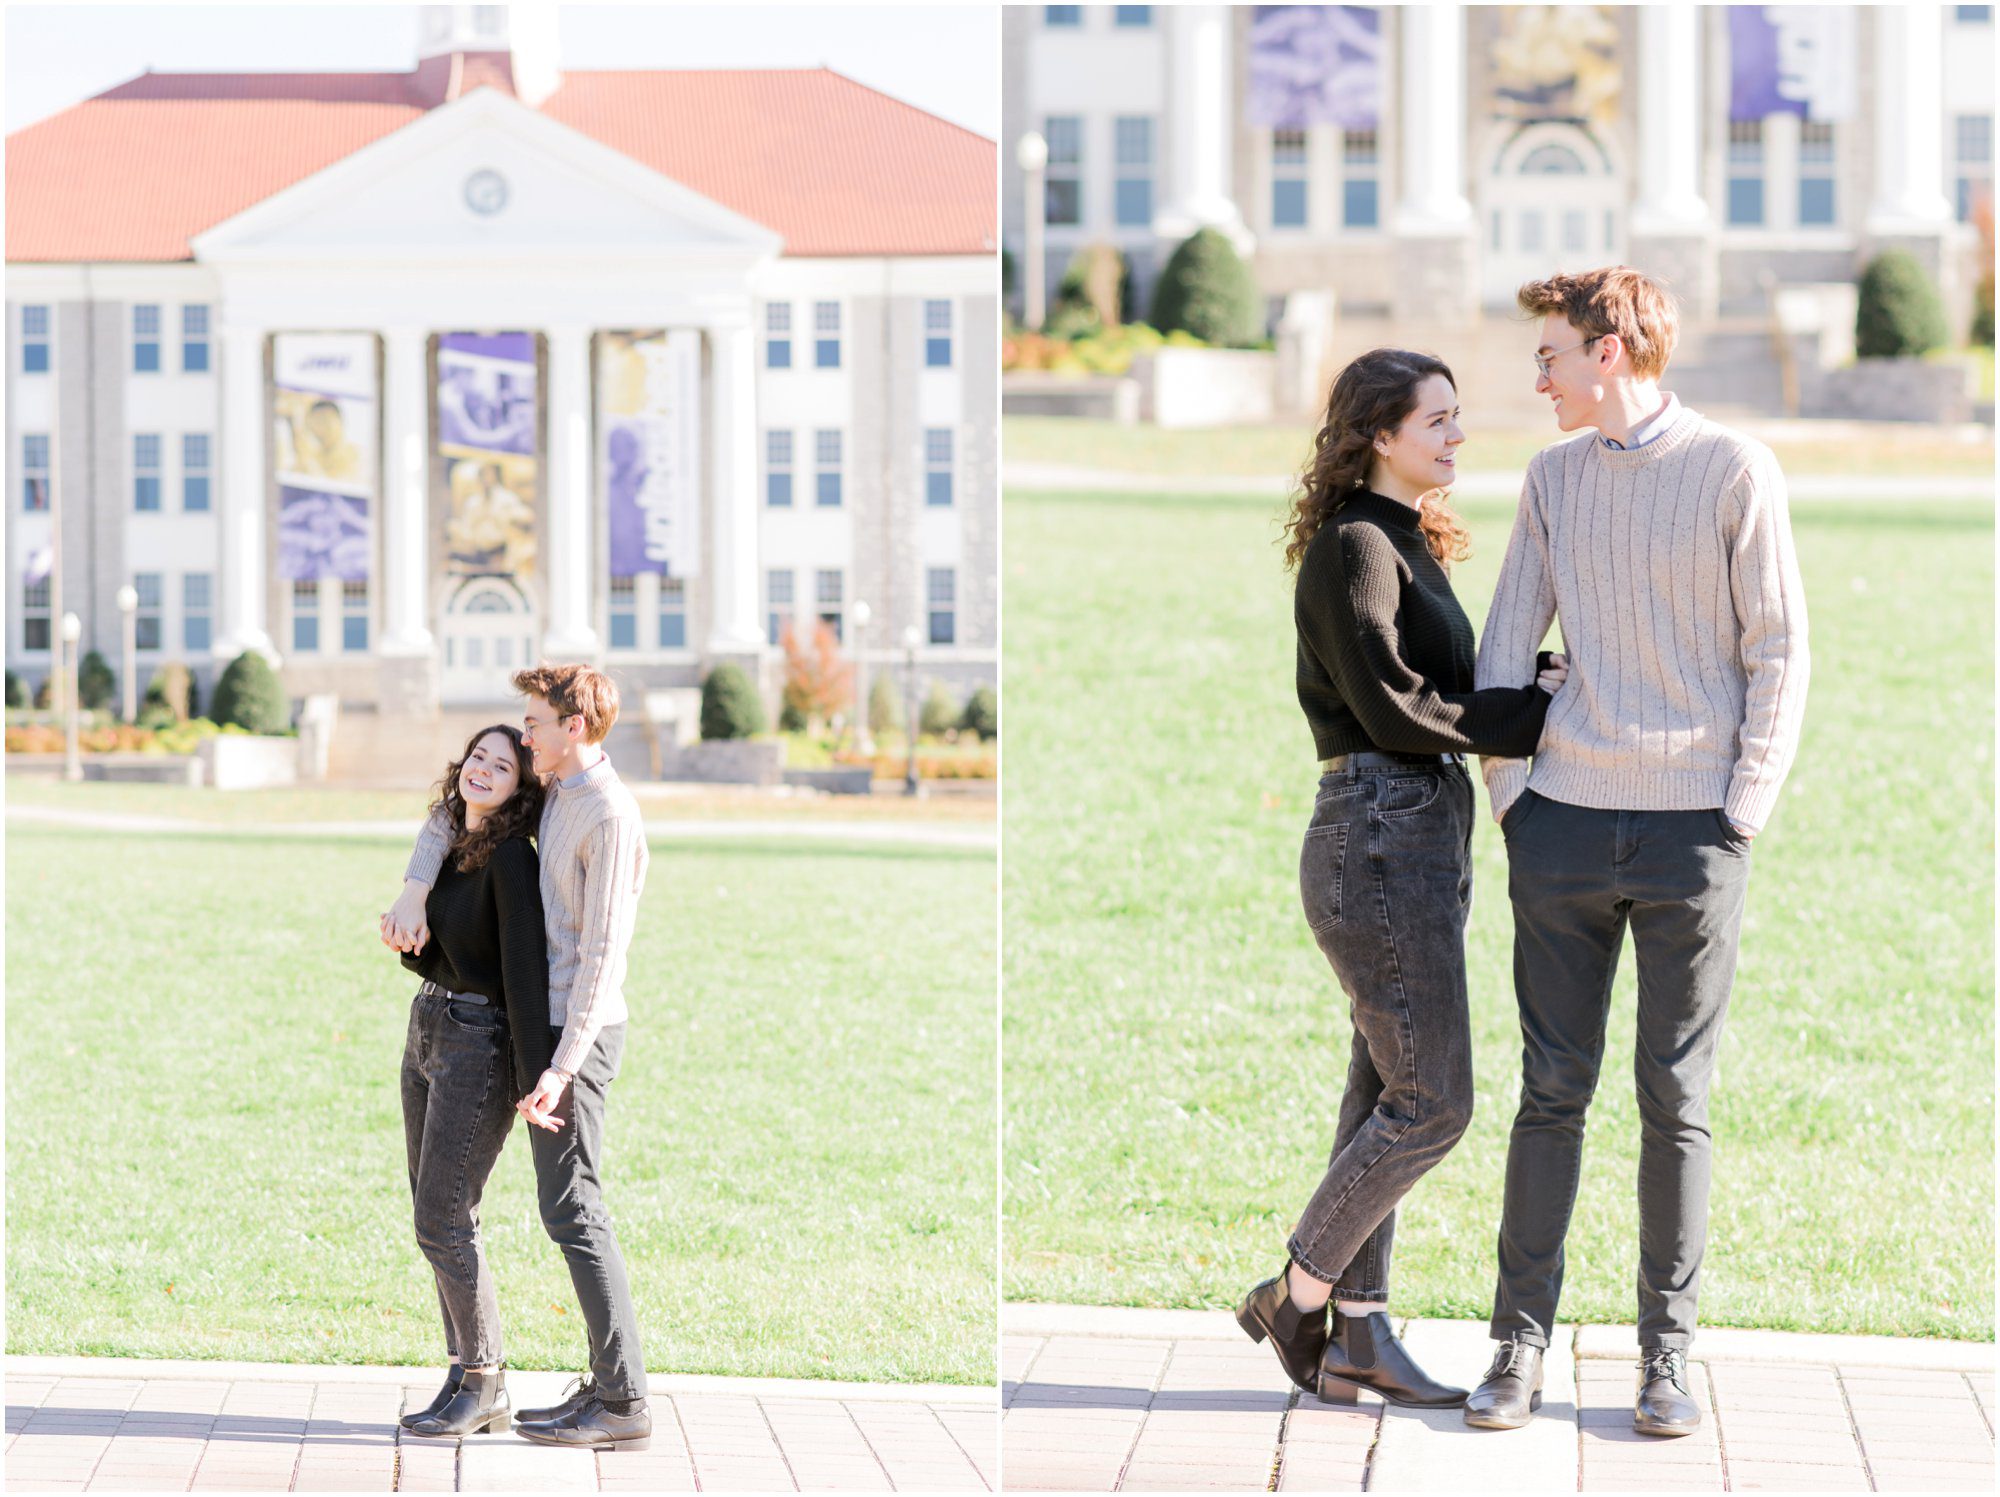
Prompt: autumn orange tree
<box><xmin>780</xmin><ymin>619</ymin><xmax>855</xmax><ymax>735</ymax></box>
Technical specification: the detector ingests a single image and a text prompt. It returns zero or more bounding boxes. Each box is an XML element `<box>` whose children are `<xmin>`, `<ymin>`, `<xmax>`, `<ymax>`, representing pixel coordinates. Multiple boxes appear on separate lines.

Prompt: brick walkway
<box><xmin>1002</xmin><ymin>1306</ymin><xmax>1994</xmax><ymax>1493</ymax></box>
<box><xmin>5</xmin><ymin>1356</ymin><xmax>994</xmax><ymax>1493</ymax></box>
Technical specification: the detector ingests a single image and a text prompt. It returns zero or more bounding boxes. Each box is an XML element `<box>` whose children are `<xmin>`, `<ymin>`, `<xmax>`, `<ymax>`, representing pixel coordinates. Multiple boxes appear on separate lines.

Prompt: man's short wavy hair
<box><xmin>1517</xmin><ymin>265</ymin><xmax>1680</xmax><ymax>379</ymax></box>
<box><xmin>513</xmin><ymin>662</ymin><xmax>620</xmax><ymax>745</ymax></box>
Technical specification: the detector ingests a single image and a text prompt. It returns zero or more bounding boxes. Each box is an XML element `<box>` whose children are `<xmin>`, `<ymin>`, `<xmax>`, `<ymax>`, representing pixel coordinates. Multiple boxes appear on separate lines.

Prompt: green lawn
<box><xmin>1004</xmin><ymin>415</ymin><xmax>1998</xmax><ymax>481</ymax></box>
<box><xmin>1002</xmin><ymin>485</ymin><xmax>1994</xmax><ymax>1341</ymax></box>
<box><xmin>7</xmin><ymin>825</ymin><xmax>997</xmax><ymax>1384</ymax></box>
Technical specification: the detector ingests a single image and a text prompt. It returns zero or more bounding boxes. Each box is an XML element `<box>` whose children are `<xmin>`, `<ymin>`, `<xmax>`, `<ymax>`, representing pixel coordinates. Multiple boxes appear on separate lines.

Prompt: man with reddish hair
<box><xmin>1464</xmin><ymin>267</ymin><xmax>1809</xmax><ymax>1437</ymax></box>
<box><xmin>385</xmin><ymin>661</ymin><xmax>654</xmax><ymax>1452</ymax></box>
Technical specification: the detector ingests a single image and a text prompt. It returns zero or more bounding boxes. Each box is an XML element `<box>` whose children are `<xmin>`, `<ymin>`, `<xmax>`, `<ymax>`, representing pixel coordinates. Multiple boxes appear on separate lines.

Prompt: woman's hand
<box><xmin>517</xmin><ymin>1068</ymin><xmax>570</xmax><ymax>1132</ymax></box>
<box><xmin>1536</xmin><ymin>652</ymin><xmax>1569</xmax><ymax>695</ymax></box>
<box><xmin>381</xmin><ymin>880</ymin><xmax>431</xmax><ymax>954</ymax></box>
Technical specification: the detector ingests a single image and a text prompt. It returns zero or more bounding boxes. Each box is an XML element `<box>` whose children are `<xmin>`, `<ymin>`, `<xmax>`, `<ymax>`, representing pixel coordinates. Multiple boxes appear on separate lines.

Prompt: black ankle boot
<box><xmin>399</xmin><ymin>1363</ymin><xmax>464</xmax><ymax>1431</ymax></box>
<box><xmin>1234</xmin><ymin>1266</ymin><xmax>1328</xmax><ymax>1393</ymax></box>
<box><xmin>1317</xmin><ymin>1310</ymin><xmax>1468</xmax><ymax>1408</ymax></box>
<box><xmin>407</xmin><ymin>1367</ymin><xmax>510</xmax><ymax>1438</ymax></box>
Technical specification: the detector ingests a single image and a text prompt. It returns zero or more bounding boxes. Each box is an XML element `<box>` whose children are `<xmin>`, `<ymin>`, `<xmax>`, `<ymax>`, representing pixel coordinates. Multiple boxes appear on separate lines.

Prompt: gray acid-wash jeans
<box><xmin>1491</xmin><ymin>791</ymin><xmax>1752</xmax><ymax>1351</ymax></box>
<box><xmin>1288</xmin><ymin>761</ymin><xmax>1478</xmax><ymax>1298</ymax></box>
<box><xmin>529</xmin><ymin>1022</ymin><xmax>648</xmax><ymax>1401</ymax></box>
<box><xmin>402</xmin><ymin>991</ymin><xmax>519</xmax><ymax>1370</ymax></box>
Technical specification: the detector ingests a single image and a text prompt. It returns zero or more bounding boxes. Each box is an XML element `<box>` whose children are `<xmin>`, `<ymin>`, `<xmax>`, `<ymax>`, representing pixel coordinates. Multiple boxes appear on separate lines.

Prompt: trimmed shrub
<box><xmin>145</xmin><ymin>661</ymin><xmax>194</xmax><ymax>724</ymax></box>
<box><xmin>1856</xmin><ymin>250</ymin><xmax>1949</xmax><ymax>359</ymax></box>
<box><xmin>1150</xmin><ymin>227</ymin><xmax>1261</xmax><ymax>347</ymax></box>
<box><xmin>699</xmin><ymin>663</ymin><xmax>766</xmax><ymax>740</ymax></box>
<box><xmin>868</xmin><ymin>673</ymin><xmax>903</xmax><ymax>736</ymax></box>
<box><xmin>919</xmin><ymin>681</ymin><xmax>961</xmax><ymax>737</ymax></box>
<box><xmin>5</xmin><ymin>670</ymin><xmax>26</xmax><ymax>710</ymax></box>
<box><xmin>78</xmin><ymin>649</ymin><xmax>115</xmax><ymax>712</ymax></box>
<box><xmin>1973</xmin><ymin>273</ymin><xmax>1994</xmax><ymax>348</ymax></box>
<box><xmin>33</xmin><ymin>675</ymin><xmax>54</xmax><ymax>710</ymax></box>
<box><xmin>960</xmin><ymin>685</ymin><xmax>998</xmax><ymax>741</ymax></box>
<box><xmin>210</xmin><ymin>650</ymin><xmax>289</xmax><ymax>734</ymax></box>
<box><xmin>778</xmin><ymin>700</ymin><xmax>807</xmax><ymax>733</ymax></box>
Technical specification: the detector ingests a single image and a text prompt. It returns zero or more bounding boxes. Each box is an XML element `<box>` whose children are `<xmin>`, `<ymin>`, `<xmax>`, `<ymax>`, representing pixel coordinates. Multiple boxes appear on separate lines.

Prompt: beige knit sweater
<box><xmin>407</xmin><ymin>757</ymin><xmax>649</xmax><ymax>1075</ymax></box>
<box><xmin>1475</xmin><ymin>406</ymin><xmax>1809</xmax><ymax>833</ymax></box>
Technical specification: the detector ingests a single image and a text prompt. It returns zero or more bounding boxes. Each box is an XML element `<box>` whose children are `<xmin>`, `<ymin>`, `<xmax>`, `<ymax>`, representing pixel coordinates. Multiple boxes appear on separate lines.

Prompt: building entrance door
<box><xmin>1480</xmin><ymin>124</ymin><xmax>1623</xmax><ymax>309</ymax></box>
<box><xmin>440</xmin><ymin>577</ymin><xmax>538</xmax><ymax>705</ymax></box>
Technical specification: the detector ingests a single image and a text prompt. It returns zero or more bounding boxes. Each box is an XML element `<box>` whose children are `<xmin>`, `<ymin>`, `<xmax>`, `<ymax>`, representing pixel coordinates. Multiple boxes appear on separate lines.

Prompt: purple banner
<box><xmin>1730</xmin><ymin>6</ymin><xmax>1856</xmax><ymax>122</ymax></box>
<box><xmin>599</xmin><ymin>330</ymin><xmax>700</xmax><ymax>579</ymax></box>
<box><xmin>437</xmin><ymin>332</ymin><xmax>539</xmax><ymax>579</ymax></box>
<box><xmin>278</xmin><ymin>485</ymin><xmax>370</xmax><ymax>582</ymax></box>
<box><xmin>437</xmin><ymin>333</ymin><xmax>537</xmax><ymax>457</ymax></box>
<box><xmin>1246</xmin><ymin>6</ymin><xmax>1381</xmax><ymax>131</ymax></box>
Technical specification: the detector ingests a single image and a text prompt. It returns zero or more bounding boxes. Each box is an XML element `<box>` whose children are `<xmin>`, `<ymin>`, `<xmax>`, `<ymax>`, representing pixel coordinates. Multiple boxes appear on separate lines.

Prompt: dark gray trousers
<box><xmin>1491</xmin><ymin>791</ymin><xmax>1752</xmax><ymax>1350</ymax></box>
<box><xmin>1289</xmin><ymin>762</ymin><xmax>1477</xmax><ymax>1297</ymax></box>
<box><xmin>401</xmin><ymin>992</ymin><xmax>518</xmax><ymax>1369</ymax></box>
<box><xmin>530</xmin><ymin>1022</ymin><xmax>649</xmax><ymax>1401</ymax></box>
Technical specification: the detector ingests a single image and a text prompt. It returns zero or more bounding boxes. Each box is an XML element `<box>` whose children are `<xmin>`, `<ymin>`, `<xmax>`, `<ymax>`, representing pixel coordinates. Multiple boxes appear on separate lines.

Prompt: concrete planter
<box><xmin>664</xmin><ymin>739</ymin><xmax>785</xmax><ymax>786</ymax></box>
<box><xmin>1001</xmin><ymin>372</ymin><xmax>1141</xmax><ymax>422</ymax></box>
<box><xmin>1802</xmin><ymin>358</ymin><xmax>1978</xmax><ymax>423</ymax></box>
<box><xmin>81</xmin><ymin>754</ymin><xmax>204</xmax><ymax>786</ymax></box>
<box><xmin>197</xmin><ymin>734</ymin><xmax>300</xmax><ymax>790</ymax></box>
<box><xmin>783</xmin><ymin>766</ymin><xmax>875</xmax><ymax>795</ymax></box>
<box><xmin>1133</xmin><ymin>348</ymin><xmax>1276</xmax><ymax>428</ymax></box>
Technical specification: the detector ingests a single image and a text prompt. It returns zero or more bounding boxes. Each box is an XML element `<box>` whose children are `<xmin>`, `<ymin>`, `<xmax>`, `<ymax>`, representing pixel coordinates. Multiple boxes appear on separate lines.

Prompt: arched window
<box><xmin>1520</xmin><ymin>144</ymin><xmax>1587</xmax><ymax>175</ymax></box>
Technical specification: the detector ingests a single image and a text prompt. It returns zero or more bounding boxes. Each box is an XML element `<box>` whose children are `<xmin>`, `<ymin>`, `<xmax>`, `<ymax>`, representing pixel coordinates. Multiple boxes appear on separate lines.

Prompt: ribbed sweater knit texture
<box><xmin>400</xmin><ymin>834</ymin><xmax>554</xmax><ymax>1094</ymax></box>
<box><xmin>1296</xmin><ymin>489</ymin><xmax>1551</xmax><ymax>760</ymax></box>
<box><xmin>408</xmin><ymin>757</ymin><xmax>649</xmax><ymax>1075</ymax></box>
<box><xmin>1474</xmin><ymin>406</ymin><xmax>1810</xmax><ymax>832</ymax></box>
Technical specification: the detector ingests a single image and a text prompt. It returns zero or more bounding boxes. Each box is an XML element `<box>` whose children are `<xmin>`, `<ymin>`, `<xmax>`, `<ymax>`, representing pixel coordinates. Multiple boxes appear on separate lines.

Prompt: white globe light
<box><xmin>1017</xmin><ymin>132</ymin><xmax>1048</xmax><ymax>173</ymax></box>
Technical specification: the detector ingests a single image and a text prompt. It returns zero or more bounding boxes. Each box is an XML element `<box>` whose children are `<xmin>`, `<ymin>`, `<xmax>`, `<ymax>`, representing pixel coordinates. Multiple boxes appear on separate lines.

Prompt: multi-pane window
<box><xmin>183</xmin><ymin>573</ymin><xmax>212</xmax><ymax>653</ymax></box>
<box><xmin>24</xmin><ymin>574</ymin><xmax>52</xmax><ymax>651</ymax></box>
<box><xmin>21</xmin><ymin>305</ymin><xmax>49</xmax><ymax>374</ymax></box>
<box><xmin>927</xmin><ymin>567</ymin><xmax>956</xmax><ymax>646</ymax></box>
<box><xmin>133</xmin><ymin>434</ymin><xmax>162</xmax><ymax>512</ymax></box>
<box><xmin>925</xmin><ymin>427</ymin><xmax>955</xmax><ymax>507</ymax></box>
<box><xmin>814</xmin><ymin>301</ymin><xmax>841</xmax><ymax>368</ymax></box>
<box><xmin>1956</xmin><ymin>114</ymin><xmax>1993</xmax><ymax>223</ymax></box>
<box><xmin>1115</xmin><ymin>5</ymin><xmax>1153</xmax><ymax>24</ymax></box>
<box><xmin>182</xmin><ymin>433</ymin><xmax>211</xmax><ymax>512</ymax></box>
<box><xmin>1955</xmin><ymin>5</ymin><xmax>1991</xmax><ymax>20</ymax></box>
<box><xmin>766</xmin><ymin>429</ymin><xmax>794</xmax><ymax>507</ymax></box>
<box><xmin>1272</xmin><ymin>131</ymin><xmax>1309</xmax><ymax>227</ymax></box>
<box><xmin>133</xmin><ymin>304</ymin><xmax>161</xmax><ymax>373</ymax></box>
<box><xmin>765</xmin><ymin>302</ymin><xmax>792</xmax><ymax>369</ymax></box>
<box><xmin>816</xmin><ymin>568</ymin><xmax>844</xmax><ymax>643</ymax></box>
<box><xmin>1115</xmin><ymin>116</ymin><xmax>1155</xmax><ymax>228</ymax></box>
<box><xmin>1797</xmin><ymin>122</ymin><xmax>1836</xmax><ymax>226</ymax></box>
<box><xmin>659</xmin><ymin>578</ymin><xmax>687</xmax><ymax>648</ymax></box>
<box><xmin>342</xmin><ymin>580</ymin><xmax>368</xmax><ymax>652</ymax></box>
<box><xmin>182</xmin><ymin>305</ymin><xmax>210</xmax><ymax>372</ymax></box>
<box><xmin>134</xmin><ymin>572</ymin><xmax>163</xmax><ymax>651</ymax></box>
<box><xmin>608</xmin><ymin>576</ymin><xmax>637</xmax><ymax>648</ymax></box>
<box><xmin>767</xmin><ymin>568</ymin><xmax>794</xmax><ymax>646</ymax></box>
<box><xmin>1045</xmin><ymin>116</ymin><xmax>1082</xmax><ymax>226</ymax></box>
<box><xmin>292</xmin><ymin>579</ymin><xmax>320</xmax><ymax>652</ymax></box>
<box><xmin>22</xmin><ymin>433</ymin><xmax>49</xmax><ymax>512</ymax></box>
<box><xmin>1045</xmin><ymin>4</ymin><xmax>1081</xmax><ymax>24</ymax></box>
<box><xmin>1343</xmin><ymin>130</ymin><xmax>1381</xmax><ymax>229</ymax></box>
<box><xmin>1727</xmin><ymin>120</ymin><xmax>1765</xmax><ymax>226</ymax></box>
<box><xmin>925</xmin><ymin>299</ymin><xmax>954</xmax><ymax>367</ymax></box>
<box><xmin>815</xmin><ymin>429</ymin><xmax>843</xmax><ymax>507</ymax></box>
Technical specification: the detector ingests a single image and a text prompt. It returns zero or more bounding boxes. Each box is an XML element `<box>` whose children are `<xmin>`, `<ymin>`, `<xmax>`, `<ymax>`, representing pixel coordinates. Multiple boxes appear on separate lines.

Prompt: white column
<box><xmin>1156</xmin><ymin>5</ymin><xmax>1249</xmax><ymax>247</ymax></box>
<box><xmin>1867</xmin><ymin>5</ymin><xmax>1954</xmax><ymax>231</ymax></box>
<box><xmin>706</xmin><ymin>322</ymin><xmax>763</xmax><ymax>654</ymax></box>
<box><xmin>542</xmin><ymin>323</ymin><xmax>599</xmax><ymax>658</ymax></box>
<box><xmin>378</xmin><ymin>326</ymin><xmax>432</xmax><ymax>655</ymax></box>
<box><xmin>213</xmin><ymin>324</ymin><xmax>276</xmax><ymax>664</ymax></box>
<box><xmin>1631</xmin><ymin>4</ymin><xmax>1709</xmax><ymax>231</ymax></box>
<box><xmin>1395</xmin><ymin>2</ymin><xmax>1474</xmax><ymax>232</ymax></box>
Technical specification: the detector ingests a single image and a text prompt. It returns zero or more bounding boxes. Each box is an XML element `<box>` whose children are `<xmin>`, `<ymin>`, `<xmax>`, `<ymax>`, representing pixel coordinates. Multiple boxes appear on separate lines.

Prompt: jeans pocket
<box><xmin>1376</xmin><ymin>774</ymin><xmax>1442</xmax><ymax>819</ymax></box>
<box><xmin>1300</xmin><ymin>823</ymin><xmax>1349</xmax><ymax>934</ymax></box>
<box><xmin>1500</xmin><ymin>789</ymin><xmax>1539</xmax><ymax>838</ymax></box>
<box><xmin>1713</xmin><ymin>808</ymin><xmax>1752</xmax><ymax>849</ymax></box>
<box><xmin>446</xmin><ymin>998</ymin><xmax>502</xmax><ymax>1032</ymax></box>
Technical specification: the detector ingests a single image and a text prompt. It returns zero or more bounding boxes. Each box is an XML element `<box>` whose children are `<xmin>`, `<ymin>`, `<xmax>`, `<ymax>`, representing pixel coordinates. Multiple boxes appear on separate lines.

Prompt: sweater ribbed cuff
<box><xmin>1482</xmin><ymin>758</ymin><xmax>1531</xmax><ymax>823</ymax></box>
<box><xmin>550</xmin><ymin>1019</ymin><xmax>600</xmax><ymax>1079</ymax></box>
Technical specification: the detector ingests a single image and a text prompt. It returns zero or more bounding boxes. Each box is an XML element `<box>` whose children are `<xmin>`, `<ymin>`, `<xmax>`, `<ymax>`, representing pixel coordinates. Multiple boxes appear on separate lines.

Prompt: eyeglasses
<box><xmin>1533</xmin><ymin>335</ymin><xmax>1602</xmax><ymax>380</ymax></box>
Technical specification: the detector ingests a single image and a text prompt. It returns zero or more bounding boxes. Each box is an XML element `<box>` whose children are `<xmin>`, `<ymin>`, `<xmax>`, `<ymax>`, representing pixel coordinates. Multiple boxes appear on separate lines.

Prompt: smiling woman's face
<box><xmin>1374</xmin><ymin>373</ymin><xmax>1464</xmax><ymax>495</ymax></box>
<box><xmin>460</xmin><ymin>732</ymin><xmax>522</xmax><ymax>815</ymax></box>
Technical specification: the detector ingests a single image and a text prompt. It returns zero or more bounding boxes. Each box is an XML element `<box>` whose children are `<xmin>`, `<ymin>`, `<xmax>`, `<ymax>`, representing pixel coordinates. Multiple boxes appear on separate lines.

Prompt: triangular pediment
<box><xmin>191</xmin><ymin>86</ymin><xmax>783</xmax><ymax>264</ymax></box>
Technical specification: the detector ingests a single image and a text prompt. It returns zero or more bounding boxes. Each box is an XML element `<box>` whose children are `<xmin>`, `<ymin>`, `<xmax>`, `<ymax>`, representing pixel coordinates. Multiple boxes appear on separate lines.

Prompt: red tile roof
<box><xmin>7</xmin><ymin>61</ymin><xmax>994</xmax><ymax>262</ymax></box>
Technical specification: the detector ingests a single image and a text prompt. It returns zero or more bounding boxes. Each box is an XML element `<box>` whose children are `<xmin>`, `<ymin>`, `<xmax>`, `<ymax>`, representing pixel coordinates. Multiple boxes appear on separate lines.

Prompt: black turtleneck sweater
<box><xmin>1295</xmin><ymin>490</ymin><xmax>1550</xmax><ymax>761</ymax></box>
<box><xmin>400</xmin><ymin>834</ymin><xmax>553</xmax><ymax>1094</ymax></box>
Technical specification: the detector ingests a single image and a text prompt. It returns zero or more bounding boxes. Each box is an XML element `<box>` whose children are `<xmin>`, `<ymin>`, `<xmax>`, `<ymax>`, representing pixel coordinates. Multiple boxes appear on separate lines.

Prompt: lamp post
<box><xmin>851</xmin><ymin>598</ymin><xmax>873</xmax><ymax>757</ymax></box>
<box><xmin>117</xmin><ymin>584</ymin><xmax>138</xmax><ymax>723</ymax></box>
<box><xmin>1017</xmin><ymin>131</ymin><xmax>1049</xmax><ymax>331</ymax></box>
<box><xmin>60</xmin><ymin>611</ymin><xmax>82</xmax><ymax>782</ymax></box>
<box><xmin>901</xmin><ymin>623</ymin><xmax>921</xmax><ymax>798</ymax></box>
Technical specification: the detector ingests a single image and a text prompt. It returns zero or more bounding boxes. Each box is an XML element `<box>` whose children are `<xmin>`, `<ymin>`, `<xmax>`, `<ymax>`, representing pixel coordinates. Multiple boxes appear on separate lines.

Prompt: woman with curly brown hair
<box><xmin>394</xmin><ymin>724</ymin><xmax>552</xmax><ymax>1439</ymax></box>
<box><xmin>1235</xmin><ymin>348</ymin><xmax>1566</xmax><ymax>1410</ymax></box>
